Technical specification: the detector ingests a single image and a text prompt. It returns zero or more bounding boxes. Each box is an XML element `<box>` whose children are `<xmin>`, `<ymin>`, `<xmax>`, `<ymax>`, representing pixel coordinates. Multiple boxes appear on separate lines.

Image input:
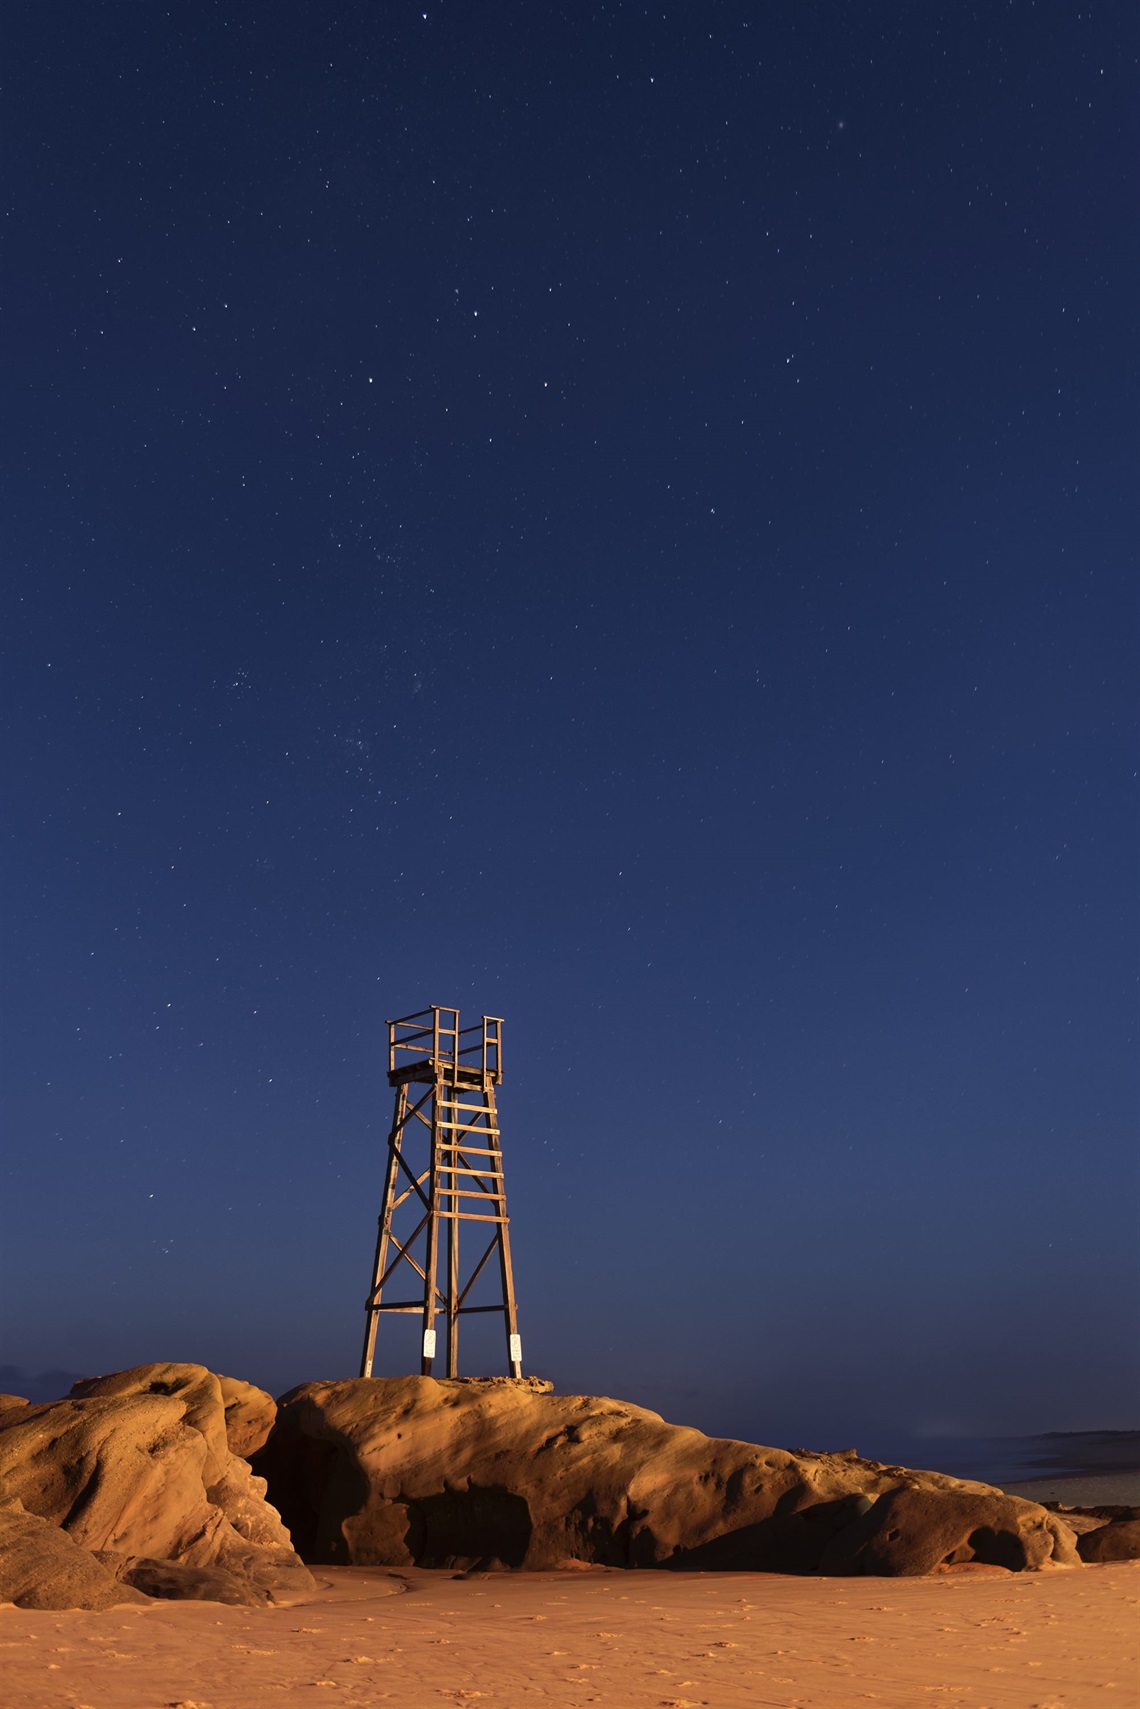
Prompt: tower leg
<box><xmin>360</xmin><ymin>1083</ymin><xmax>408</xmax><ymax>1377</ymax></box>
<box><xmin>420</xmin><ymin>1074</ymin><xmax>444</xmax><ymax>1375</ymax></box>
<box><xmin>445</xmin><ymin>1168</ymin><xmax>459</xmax><ymax>1377</ymax></box>
<box><xmin>487</xmin><ymin>1084</ymin><xmax>523</xmax><ymax>1378</ymax></box>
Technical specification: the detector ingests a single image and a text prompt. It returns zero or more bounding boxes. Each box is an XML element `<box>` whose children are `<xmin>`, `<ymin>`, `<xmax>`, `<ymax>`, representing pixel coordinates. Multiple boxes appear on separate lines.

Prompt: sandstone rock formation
<box><xmin>253</xmin><ymin>1375</ymin><xmax>1078</xmax><ymax>1576</ymax></box>
<box><xmin>0</xmin><ymin>1363</ymin><xmax>314</xmax><ymax>1607</ymax></box>
<box><xmin>1</xmin><ymin>1363</ymin><xmax>1096</xmax><ymax>1599</ymax></box>
<box><xmin>219</xmin><ymin>1374</ymin><xmax>277</xmax><ymax>1460</ymax></box>
<box><xmin>1076</xmin><ymin>1514</ymin><xmax>1140</xmax><ymax>1562</ymax></box>
<box><xmin>0</xmin><ymin>1501</ymin><xmax>147</xmax><ymax>1610</ymax></box>
<box><xmin>818</xmin><ymin>1485</ymin><xmax>1079</xmax><ymax>1574</ymax></box>
<box><xmin>114</xmin><ymin>1556</ymin><xmax>272</xmax><ymax>1606</ymax></box>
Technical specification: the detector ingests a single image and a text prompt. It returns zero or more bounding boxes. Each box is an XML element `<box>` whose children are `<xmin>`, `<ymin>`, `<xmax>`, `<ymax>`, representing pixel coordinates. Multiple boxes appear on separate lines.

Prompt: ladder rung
<box><xmin>437</xmin><ymin>1100</ymin><xmax>497</xmax><ymax>1114</ymax></box>
<box><xmin>437</xmin><ymin>1144</ymin><xmax>500</xmax><ymax>1157</ymax></box>
<box><xmin>443</xmin><ymin>1187</ymin><xmax>506</xmax><ymax>1201</ymax></box>
<box><xmin>369</xmin><ymin>1303</ymin><xmax>508</xmax><ymax>1317</ymax></box>
<box><xmin>439</xmin><ymin>1167</ymin><xmax>503</xmax><ymax>1180</ymax></box>
<box><xmin>437</xmin><ymin>1210</ymin><xmax>508</xmax><ymax>1223</ymax></box>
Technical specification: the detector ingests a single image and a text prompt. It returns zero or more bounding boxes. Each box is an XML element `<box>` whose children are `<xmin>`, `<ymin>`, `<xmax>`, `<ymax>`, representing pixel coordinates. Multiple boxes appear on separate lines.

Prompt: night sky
<box><xmin>3</xmin><ymin>2</ymin><xmax>1137</xmax><ymax>1458</ymax></box>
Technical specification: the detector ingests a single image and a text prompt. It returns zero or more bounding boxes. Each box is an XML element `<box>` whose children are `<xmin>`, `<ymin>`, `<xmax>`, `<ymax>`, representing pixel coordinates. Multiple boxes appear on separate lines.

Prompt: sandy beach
<box><xmin>2</xmin><ymin>1561</ymin><xmax>1136</xmax><ymax>1709</ymax></box>
<box><xmin>1003</xmin><ymin>1475</ymin><xmax>1140</xmax><ymax>1509</ymax></box>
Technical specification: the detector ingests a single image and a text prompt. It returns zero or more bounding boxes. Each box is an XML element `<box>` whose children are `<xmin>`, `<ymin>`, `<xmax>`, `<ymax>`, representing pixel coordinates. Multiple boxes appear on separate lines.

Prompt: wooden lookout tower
<box><xmin>360</xmin><ymin>1006</ymin><xmax>523</xmax><ymax>1380</ymax></box>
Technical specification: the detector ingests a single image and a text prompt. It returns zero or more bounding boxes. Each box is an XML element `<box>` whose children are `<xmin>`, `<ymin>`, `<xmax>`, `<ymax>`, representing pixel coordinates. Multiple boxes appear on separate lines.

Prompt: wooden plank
<box><xmin>394</xmin><ymin>1150</ymin><xmax>432</xmax><ymax>1210</ymax></box>
<box><xmin>446</xmin><ymin>1160</ymin><xmax>459</xmax><ymax>1378</ymax></box>
<box><xmin>392</xmin><ymin>1169</ymin><xmax>431</xmax><ymax>1210</ymax></box>
<box><xmin>455</xmin><ymin>1233</ymin><xmax>499</xmax><ymax>1308</ymax></box>
<box><xmin>359</xmin><ymin>1082</ymin><xmax>408</xmax><ymax>1377</ymax></box>
<box><xmin>442</xmin><ymin>1168</ymin><xmax>503</xmax><ymax>1192</ymax></box>
<box><xmin>489</xmin><ymin>1081</ymin><xmax>523</xmax><ymax>1376</ymax></box>
<box><xmin>387</xmin><ymin>1063</ymin><xmax>437</xmax><ymax>1086</ymax></box>
<box><xmin>420</xmin><ymin>1100</ymin><xmax>443</xmax><ymax>1374</ymax></box>
<box><xmin>377</xmin><ymin>1213</ymin><xmax>430</xmax><ymax>1288</ymax></box>
<box><xmin>437</xmin><ymin>1210</ymin><xmax>508</xmax><ymax>1223</ymax></box>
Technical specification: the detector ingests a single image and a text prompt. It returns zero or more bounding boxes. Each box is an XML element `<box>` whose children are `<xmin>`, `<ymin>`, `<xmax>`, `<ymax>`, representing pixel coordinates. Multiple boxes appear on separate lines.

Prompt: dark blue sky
<box><xmin>2</xmin><ymin>1</ymin><xmax>1137</xmax><ymax>1454</ymax></box>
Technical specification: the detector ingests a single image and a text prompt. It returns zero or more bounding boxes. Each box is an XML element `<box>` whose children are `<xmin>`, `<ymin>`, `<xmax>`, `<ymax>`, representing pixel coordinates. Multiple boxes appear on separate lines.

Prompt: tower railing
<box><xmin>387</xmin><ymin>1006</ymin><xmax>502</xmax><ymax>1083</ymax></box>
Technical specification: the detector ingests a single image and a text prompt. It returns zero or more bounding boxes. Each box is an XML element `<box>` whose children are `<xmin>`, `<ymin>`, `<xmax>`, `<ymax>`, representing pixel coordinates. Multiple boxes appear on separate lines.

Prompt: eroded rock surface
<box><xmin>1077</xmin><ymin>1516</ymin><xmax>1140</xmax><ymax>1563</ymax></box>
<box><xmin>818</xmin><ymin>1485</ymin><xmax>1079</xmax><ymax>1575</ymax></box>
<box><xmin>220</xmin><ymin>1374</ymin><xmax>277</xmax><ymax>1460</ymax></box>
<box><xmin>117</xmin><ymin>1556</ymin><xmax>272</xmax><ymax>1606</ymax></box>
<box><xmin>0</xmin><ymin>1500</ymin><xmax>148</xmax><ymax>1610</ymax></box>
<box><xmin>0</xmin><ymin>1362</ymin><xmax>314</xmax><ymax>1606</ymax></box>
<box><xmin>254</xmin><ymin>1376</ymin><xmax>1078</xmax><ymax>1577</ymax></box>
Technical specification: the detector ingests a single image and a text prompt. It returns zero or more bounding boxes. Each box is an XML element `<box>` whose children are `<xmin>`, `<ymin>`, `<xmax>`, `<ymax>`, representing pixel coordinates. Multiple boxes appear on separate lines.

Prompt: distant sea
<box><xmin>853</xmin><ymin>1430</ymin><xmax>1140</xmax><ymax>1488</ymax></box>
